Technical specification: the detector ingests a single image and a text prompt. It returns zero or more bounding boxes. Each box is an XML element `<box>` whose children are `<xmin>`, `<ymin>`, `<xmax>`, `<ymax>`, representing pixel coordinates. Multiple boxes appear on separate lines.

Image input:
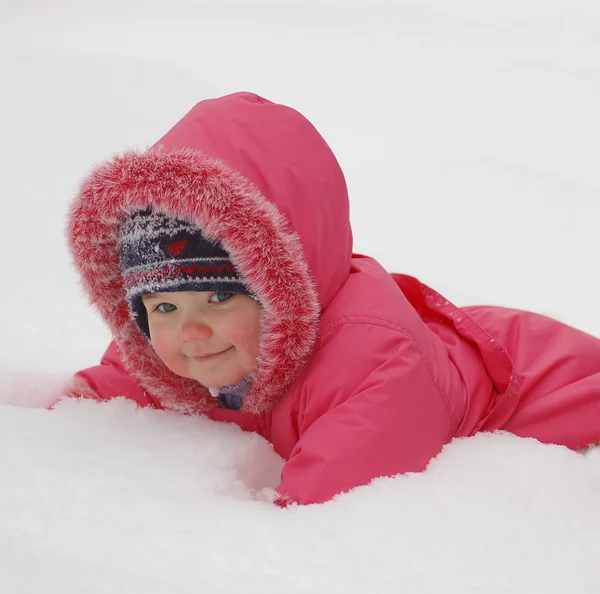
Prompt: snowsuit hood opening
<box><xmin>67</xmin><ymin>92</ymin><xmax>353</xmax><ymax>414</ymax></box>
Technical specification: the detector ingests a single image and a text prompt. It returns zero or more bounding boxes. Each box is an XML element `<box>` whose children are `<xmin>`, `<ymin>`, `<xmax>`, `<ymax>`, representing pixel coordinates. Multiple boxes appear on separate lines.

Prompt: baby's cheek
<box><xmin>229</xmin><ymin>319</ymin><xmax>260</xmax><ymax>361</ymax></box>
<box><xmin>150</xmin><ymin>331</ymin><xmax>188</xmax><ymax>377</ymax></box>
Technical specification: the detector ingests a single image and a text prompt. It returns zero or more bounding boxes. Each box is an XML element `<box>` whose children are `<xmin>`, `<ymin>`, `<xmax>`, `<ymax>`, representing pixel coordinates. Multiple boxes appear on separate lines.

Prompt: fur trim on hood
<box><xmin>67</xmin><ymin>92</ymin><xmax>352</xmax><ymax>414</ymax></box>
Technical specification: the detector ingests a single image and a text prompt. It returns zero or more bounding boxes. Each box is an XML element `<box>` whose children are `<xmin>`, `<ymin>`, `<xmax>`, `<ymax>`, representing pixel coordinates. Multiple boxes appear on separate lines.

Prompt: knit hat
<box><xmin>118</xmin><ymin>209</ymin><xmax>253</xmax><ymax>338</ymax></box>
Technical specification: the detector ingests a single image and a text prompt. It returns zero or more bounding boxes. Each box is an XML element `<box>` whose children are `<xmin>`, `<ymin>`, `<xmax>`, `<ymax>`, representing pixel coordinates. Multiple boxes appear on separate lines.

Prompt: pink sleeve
<box><xmin>63</xmin><ymin>341</ymin><xmax>158</xmax><ymax>408</ymax></box>
<box><xmin>275</xmin><ymin>324</ymin><xmax>461</xmax><ymax>505</ymax></box>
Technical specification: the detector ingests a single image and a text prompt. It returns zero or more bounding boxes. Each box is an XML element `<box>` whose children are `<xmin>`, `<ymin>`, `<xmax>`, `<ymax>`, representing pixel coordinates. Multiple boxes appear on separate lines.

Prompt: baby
<box><xmin>65</xmin><ymin>92</ymin><xmax>600</xmax><ymax>505</ymax></box>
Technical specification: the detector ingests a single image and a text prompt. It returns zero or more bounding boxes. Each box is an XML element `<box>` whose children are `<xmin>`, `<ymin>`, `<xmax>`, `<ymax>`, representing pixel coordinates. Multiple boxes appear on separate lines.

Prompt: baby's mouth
<box><xmin>189</xmin><ymin>347</ymin><xmax>232</xmax><ymax>360</ymax></box>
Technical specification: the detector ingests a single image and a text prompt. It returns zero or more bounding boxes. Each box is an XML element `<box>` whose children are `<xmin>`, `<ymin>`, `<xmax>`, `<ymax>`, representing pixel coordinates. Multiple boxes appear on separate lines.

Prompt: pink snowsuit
<box><xmin>66</xmin><ymin>92</ymin><xmax>600</xmax><ymax>505</ymax></box>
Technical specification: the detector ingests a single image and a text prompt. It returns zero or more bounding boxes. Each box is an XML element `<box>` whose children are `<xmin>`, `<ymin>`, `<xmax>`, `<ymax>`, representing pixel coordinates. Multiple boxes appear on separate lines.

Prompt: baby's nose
<box><xmin>180</xmin><ymin>318</ymin><xmax>213</xmax><ymax>341</ymax></box>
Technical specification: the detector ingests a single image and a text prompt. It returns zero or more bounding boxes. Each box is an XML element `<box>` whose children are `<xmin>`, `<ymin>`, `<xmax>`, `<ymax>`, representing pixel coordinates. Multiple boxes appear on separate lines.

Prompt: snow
<box><xmin>3</xmin><ymin>399</ymin><xmax>600</xmax><ymax>593</ymax></box>
<box><xmin>1</xmin><ymin>1</ymin><xmax>599</xmax><ymax>591</ymax></box>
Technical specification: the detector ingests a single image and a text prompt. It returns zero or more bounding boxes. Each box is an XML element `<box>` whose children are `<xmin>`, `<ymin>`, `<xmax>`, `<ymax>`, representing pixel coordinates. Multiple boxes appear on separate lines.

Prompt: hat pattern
<box><xmin>118</xmin><ymin>209</ymin><xmax>253</xmax><ymax>338</ymax></box>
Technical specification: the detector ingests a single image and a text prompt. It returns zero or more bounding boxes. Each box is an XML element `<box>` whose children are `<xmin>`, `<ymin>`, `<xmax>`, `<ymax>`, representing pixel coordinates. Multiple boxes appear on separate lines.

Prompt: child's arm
<box><xmin>275</xmin><ymin>322</ymin><xmax>462</xmax><ymax>505</ymax></box>
<box><xmin>61</xmin><ymin>342</ymin><xmax>157</xmax><ymax>408</ymax></box>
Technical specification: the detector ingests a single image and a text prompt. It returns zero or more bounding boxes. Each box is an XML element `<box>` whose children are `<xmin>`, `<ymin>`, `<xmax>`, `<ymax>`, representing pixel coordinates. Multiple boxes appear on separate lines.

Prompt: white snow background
<box><xmin>1</xmin><ymin>0</ymin><xmax>600</xmax><ymax>592</ymax></box>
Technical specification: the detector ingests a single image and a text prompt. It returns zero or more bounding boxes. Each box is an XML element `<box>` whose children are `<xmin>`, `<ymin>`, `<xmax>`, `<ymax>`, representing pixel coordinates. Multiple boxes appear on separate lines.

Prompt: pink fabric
<box><xmin>154</xmin><ymin>93</ymin><xmax>352</xmax><ymax>313</ymax></box>
<box><xmin>73</xmin><ymin>343</ymin><xmax>160</xmax><ymax>408</ymax></box>
<box><xmin>66</xmin><ymin>92</ymin><xmax>600</xmax><ymax>505</ymax></box>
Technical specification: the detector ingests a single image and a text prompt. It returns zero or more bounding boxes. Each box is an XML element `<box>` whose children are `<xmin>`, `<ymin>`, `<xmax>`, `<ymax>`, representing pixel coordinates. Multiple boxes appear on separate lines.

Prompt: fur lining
<box><xmin>67</xmin><ymin>147</ymin><xmax>320</xmax><ymax>414</ymax></box>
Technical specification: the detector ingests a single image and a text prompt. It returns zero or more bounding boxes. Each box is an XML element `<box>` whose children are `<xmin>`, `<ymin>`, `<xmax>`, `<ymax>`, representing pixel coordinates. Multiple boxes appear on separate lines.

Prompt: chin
<box><xmin>215</xmin><ymin>377</ymin><xmax>243</xmax><ymax>388</ymax></box>
<box><xmin>193</xmin><ymin>374</ymin><xmax>242</xmax><ymax>388</ymax></box>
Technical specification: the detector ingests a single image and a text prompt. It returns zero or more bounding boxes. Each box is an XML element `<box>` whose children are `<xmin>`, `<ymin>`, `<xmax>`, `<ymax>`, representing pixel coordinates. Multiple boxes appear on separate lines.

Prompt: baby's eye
<box><xmin>209</xmin><ymin>292</ymin><xmax>234</xmax><ymax>304</ymax></box>
<box><xmin>156</xmin><ymin>302</ymin><xmax>177</xmax><ymax>313</ymax></box>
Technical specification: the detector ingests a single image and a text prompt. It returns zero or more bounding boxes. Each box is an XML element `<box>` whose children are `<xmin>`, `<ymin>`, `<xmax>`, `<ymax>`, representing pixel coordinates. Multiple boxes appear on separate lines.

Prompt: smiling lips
<box><xmin>189</xmin><ymin>347</ymin><xmax>231</xmax><ymax>360</ymax></box>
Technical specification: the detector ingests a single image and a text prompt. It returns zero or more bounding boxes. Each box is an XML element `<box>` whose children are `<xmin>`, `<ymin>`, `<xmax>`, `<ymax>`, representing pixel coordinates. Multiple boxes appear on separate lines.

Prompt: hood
<box><xmin>67</xmin><ymin>92</ymin><xmax>352</xmax><ymax>414</ymax></box>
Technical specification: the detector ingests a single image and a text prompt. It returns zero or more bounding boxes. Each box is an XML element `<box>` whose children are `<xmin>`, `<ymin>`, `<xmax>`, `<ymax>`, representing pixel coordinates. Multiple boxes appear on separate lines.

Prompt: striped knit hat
<box><xmin>118</xmin><ymin>209</ymin><xmax>253</xmax><ymax>338</ymax></box>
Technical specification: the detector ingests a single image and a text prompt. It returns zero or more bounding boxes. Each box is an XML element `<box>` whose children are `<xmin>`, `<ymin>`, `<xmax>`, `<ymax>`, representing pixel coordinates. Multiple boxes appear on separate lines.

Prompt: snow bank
<box><xmin>1</xmin><ymin>398</ymin><xmax>599</xmax><ymax>593</ymax></box>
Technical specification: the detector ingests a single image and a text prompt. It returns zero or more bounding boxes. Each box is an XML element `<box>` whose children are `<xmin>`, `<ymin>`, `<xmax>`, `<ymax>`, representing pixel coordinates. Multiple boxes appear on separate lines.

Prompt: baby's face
<box><xmin>142</xmin><ymin>291</ymin><xmax>260</xmax><ymax>388</ymax></box>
